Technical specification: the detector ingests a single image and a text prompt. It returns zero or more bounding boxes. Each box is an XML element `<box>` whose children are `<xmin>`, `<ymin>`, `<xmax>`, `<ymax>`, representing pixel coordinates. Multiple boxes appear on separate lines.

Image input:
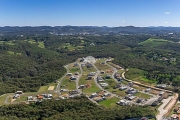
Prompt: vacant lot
<box><xmin>135</xmin><ymin>92</ymin><xmax>152</xmax><ymax>99</ymax></box>
<box><xmin>99</xmin><ymin>97</ymin><xmax>120</xmax><ymax>108</ymax></box>
<box><xmin>94</xmin><ymin>59</ymin><xmax>111</xmax><ymax>70</ymax></box>
<box><xmin>61</xmin><ymin>76</ymin><xmax>76</xmax><ymax>90</ymax></box>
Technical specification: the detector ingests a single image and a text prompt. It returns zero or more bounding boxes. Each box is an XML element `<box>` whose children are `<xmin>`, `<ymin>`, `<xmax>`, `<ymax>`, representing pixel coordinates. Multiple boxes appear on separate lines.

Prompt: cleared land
<box><xmin>94</xmin><ymin>59</ymin><xmax>111</xmax><ymax>70</ymax></box>
<box><xmin>125</xmin><ymin>68</ymin><xmax>156</xmax><ymax>85</ymax></box>
<box><xmin>139</xmin><ymin>38</ymin><xmax>173</xmax><ymax>47</ymax></box>
<box><xmin>135</xmin><ymin>92</ymin><xmax>152</xmax><ymax>99</ymax></box>
<box><xmin>99</xmin><ymin>97</ymin><xmax>120</xmax><ymax>108</ymax></box>
<box><xmin>61</xmin><ymin>76</ymin><xmax>76</xmax><ymax>90</ymax></box>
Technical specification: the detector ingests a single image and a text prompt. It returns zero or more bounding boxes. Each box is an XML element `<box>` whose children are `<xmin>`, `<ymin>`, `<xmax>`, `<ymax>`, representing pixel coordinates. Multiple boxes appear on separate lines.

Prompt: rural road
<box><xmin>56</xmin><ymin>65</ymin><xmax>68</xmax><ymax>97</ymax></box>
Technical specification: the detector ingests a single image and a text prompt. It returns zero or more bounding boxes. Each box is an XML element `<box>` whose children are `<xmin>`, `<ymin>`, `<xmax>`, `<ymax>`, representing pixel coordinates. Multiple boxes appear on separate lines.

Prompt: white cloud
<box><xmin>164</xmin><ymin>12</ymin><xmax>170</xmax><ymax>14</ymax></box>
<box><xmin>165</xmin><ymin>22</ymin><xmax>168</xmax><ymax>24</ymax></box>
<box><xmin>122</xmin><ymin>20</ymin><xmax>125</xmax><ymax>23</ymax></box>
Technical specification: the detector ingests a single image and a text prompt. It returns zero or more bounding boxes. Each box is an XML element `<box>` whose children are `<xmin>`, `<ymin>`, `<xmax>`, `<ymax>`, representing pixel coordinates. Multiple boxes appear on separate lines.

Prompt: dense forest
<box><xmin>0</xmin><ymin>96</ymin><xmax>155</xmax><ymax>120</ymax></box>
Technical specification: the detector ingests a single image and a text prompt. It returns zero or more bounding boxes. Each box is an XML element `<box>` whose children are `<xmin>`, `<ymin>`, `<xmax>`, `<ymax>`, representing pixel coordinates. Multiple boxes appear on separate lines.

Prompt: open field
<box><xmin>38</xmin><ymin>86</ymin><xmax>49</xmax><ymax>92</ymax></box>
<box><xmin>108</xmin><ymin>88</ymin><xmax>126</xmax><ymax>97</ymax></box>
<box><xmin>61</xmin><ymin>76</ymin><xmax>76</xmax><ymax>90</ymax></box>
<box><xmin>68</xmin><ymin>63</ymin><xmax>80</xmax><ymax>73</ymax></box>
<box><xmin>0</xmin><ymin>41</ymin><xmax>15</xmax><ymax>45</ymax></box>
<box><xmin>139</xmin><ymin>38</ymin><xmax>173</xmax><ymax>47</ymax></box>
<box><xmin>82</xmin><ymin>66</ymin><xmax>96</xmax><ymax>74</ymax></box>
<box><xmin>95</xmin><ymin>59</ymin><xmax>111</xmax><ymax>70</ymax></box>
<box><xmin>135</xmin><ymin>92</ymin><xmax>152</xmax><ymax>99</ymax></box>
<box><xmin>125</xmin><ymin>68</ymin><xmax>156</xmax><ymax>85</ymax></box>
<box><xmin>62</xmin><ymin>43</ymin><xmax>84</xmax><ymax>51</ymax></box>
<box><xmin>38</xmin><ymin>41</ymin><xmax>45</xmax><ymax>48</ymax></box>
<box><xmin>0</xmin><ymin>93</ymin><xmax>14</xmax><ymax>106</ymax></box>
<box><xmin>99</xmin><ymin>97</ymin><xmax>120</xmax><ymax>108</ymax></box>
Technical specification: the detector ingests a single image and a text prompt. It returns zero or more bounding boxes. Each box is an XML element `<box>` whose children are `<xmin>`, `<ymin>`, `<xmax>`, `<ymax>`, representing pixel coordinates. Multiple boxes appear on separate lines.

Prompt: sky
<box><xmin>0</xmin><ymin>0</ymin><xmax>180</xmax><ymax>27</ymax></box>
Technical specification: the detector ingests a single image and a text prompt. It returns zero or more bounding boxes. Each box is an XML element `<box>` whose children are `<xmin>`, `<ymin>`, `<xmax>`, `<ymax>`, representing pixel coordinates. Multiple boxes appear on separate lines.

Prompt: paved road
<box><xmin>122</xmin><ymin>72</ymin><xmax>173</xmax><ymax>93</ymax></box>
<box><xmin>105</xmin><ymin>60</ymin><xmax>119</xmax><ymax>83</ymax></box>
<box><xmin>76</xmin><ymin>63</ymin><xmax>83</xmax><ymax>93</ymax></box>
<box><xmin>156</xmin><ymin>96</ymin><xmax>172</xmax><ymax>120</ymax></box>
<box><xmin>56</xmin><ymin>65</ymin><xmax>69</xmax><ymax>97</ymax></box>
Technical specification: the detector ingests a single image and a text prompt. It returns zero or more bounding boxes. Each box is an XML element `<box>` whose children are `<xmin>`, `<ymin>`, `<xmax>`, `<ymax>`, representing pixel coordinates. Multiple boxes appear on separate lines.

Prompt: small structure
<box><xmin>16</xmin><ymin>91</ymin><xmax>23</xmax><ymax>94</ymax></box>
<box><xmin>43</xmin><ymin>94</ymin><xmax>52</xmax><ymax>99</ymax></box>
<box><xmin>145</xmin><ymin>88</ymin><xmax>151</xmax><ymax>92</ymax></box>
<box><xmin>137</xmin><ymin>98</ymin><xmax>145</xmax><ymax>103</ymax></box>
<box><xmin>69</xmin><ymin>90</ymin><xmax>79</xmax><ymax>95</ymax></box>
<box><xmin>88</xmin><ymin>72</ymin><xmax>96</xmax><ymax>76</ymax></box>
<box><xmin>117</xmin><ymin>99</ymin><xmax>131</xmax><ymax>106</ymax></box>
<box><xmin>97</xmin><ymin>76</ymin><xmax>104</xmax><ymax>82</ymax></box>
<box><xmin>159</xmin><ymin>91</ymin><xmax>165</xmax><ymax>96</ymax></box>
<box><xmin>157</xmin><ymin>84</ymin><xmax>167</xmax><ymax>89</ymax></box>
<box><xmin>100</xmin><ymin>83</ymin><xmax>109</xmax><ymax>87</ymax></box>
<box><xmin>66</xmin><ymin>73</ymin><xmax>72</xmax><ymax>76</ymax></box>
<box><xmin>37</xmin><ymin>95</ymin><xmax>43</xmax><ymax>99</ymax></box>
<box><xmin>70</xmin><ymin>76</ymin><xmax>77</xmax><ymax>80</ymax></box>
<box><xmin>74</xmin><ymin>72</ymin><xmax>79</xmax><ymax>75</ymax></box>
<box><xmin>104</xmin><ymin>93</ymin><xmax>111</xmax><ymax>97</ymax></box>
<box><xmin>128</xmin><ymin>82</ymin><xmax>134</xmax><ymax>87</ymax></box>
<box><xmin>90</xmin><ymin>93</ymin><xmax>98</xmax><ymax>98</ymax></box>
<box><xmin>73</xmin><ymin>62</ymin><xmax>79</xmax><ymax>67</ymax></box>
<box><xmin>100</xmin><ymin>71</ymin><xmax>105</xmax><ymax>74</ymax></box>
<box><xmin>105</xmin><ymin>75</ymin><xmax>111</xmax><ymax>79</ymax></box>
<box><xmin>171</xmin><ymin>114</ymin><xmax>179</xmax><ymax>120</ymax></box>
<box><xmin>119</xmin><ymin>85</ymin><xmax>128</xmax><ymax>90</ymax></box>
<box><xmin>13</xmin><ymin>94</ymin><xmax>20</xmax><ymax>99</ymax></box>
<box><xmin>27</xmin><ymin>96</ymin><xmax>34</xmax><ymax>101</ymax></box>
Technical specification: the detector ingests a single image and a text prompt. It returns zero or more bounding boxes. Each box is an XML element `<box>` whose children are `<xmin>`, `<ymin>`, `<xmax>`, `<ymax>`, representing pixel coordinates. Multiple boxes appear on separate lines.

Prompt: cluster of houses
<box><xmin>117</xmin><ymin>99</ymin><xmax>131</xmax><ymax>106</ymax></box>
<box><xmin>89</xmin><ymin>90</ymin><xmax>111</xmax><ymax>102</ymax></box>
<box><xmin>27</xmin><ymin>93</ymin><xmax>53</xmax><ymax>102</ymax></box>
<box><xmin>13</xmin><ymin>91</ymin><xmax>23</xmax><ymax>99</ymax></box>
<box><xmin>96</xmin><ymin>75</ymin><xmax>110</xmax><ymax>87</ymax></box>
<box><xmin>156</xmin><ymin>84</ymin><xmax>167</xmax><ymax>89</ymax></box>
<box><xmin>114</xmin><ymin>72</ymin><xmax>123</xmax><ymax>82</ymax></box>
<box><xmin>66</xmin><ymin>72</ymin><xmax>79</xmax><ymax>81</ymax></box>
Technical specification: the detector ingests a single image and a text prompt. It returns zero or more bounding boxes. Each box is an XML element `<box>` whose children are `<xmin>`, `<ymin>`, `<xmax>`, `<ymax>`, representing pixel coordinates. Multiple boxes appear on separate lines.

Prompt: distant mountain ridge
<box><xmin>0</xmin><ymin>26</ymin><xmax>180</xmax><ymax>35</ymax></box>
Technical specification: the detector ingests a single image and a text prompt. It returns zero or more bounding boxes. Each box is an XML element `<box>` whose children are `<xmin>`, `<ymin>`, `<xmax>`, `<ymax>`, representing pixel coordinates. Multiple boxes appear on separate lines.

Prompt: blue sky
<box><xmin>0</xmin><ymin>0</ymin><xmax>180</xmax><ymax>27</ymax></box>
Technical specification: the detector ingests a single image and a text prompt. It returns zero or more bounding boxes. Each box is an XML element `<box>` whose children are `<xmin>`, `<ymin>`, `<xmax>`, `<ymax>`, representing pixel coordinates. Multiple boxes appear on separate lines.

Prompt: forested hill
<box><xmin>0</xmin><ymin>96</ymin><xmax>155</xmax><ymax>119</ymax></box>
<box><xmin>0</xmin><ymin>26</ymin><xmax>180</xmax><ymax>36</ymax></box>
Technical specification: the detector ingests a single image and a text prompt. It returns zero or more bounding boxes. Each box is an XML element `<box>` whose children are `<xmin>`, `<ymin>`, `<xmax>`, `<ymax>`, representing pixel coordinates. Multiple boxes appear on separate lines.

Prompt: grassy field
<box><xmin>0</xmin><ymin>93</ymin><xmax>14</xmax><ymax>106</ymax></box>
<box><xmin>82</xmin><ymin>66</ymin><xmax>96</xmax><ymax>74</ymax></box>
<box><xmin>61</xmin><ymin>76</ymin><xmax>76</xmax><ymax>90</ymax></box>
<box><xmin>0</xmin><ymin>41</ymin><xmax>15</xmax><ymax>45</ymax></box>
<box><xmin>135</xmin><ymin>92</ymin><xmax>152</xmax><ymax>99</ymax></box>
<box><xmin>62</xmin><ymin>43</ymin><xmax>84</xmax><ymax>51</ymax></box>
<box><xmin>99</xmin><ymin>97</ymin><xmax>120</xmax><ymax>108</ymax></box>
<box><xmin>125</xmin><ymin>68</ymin><xmax>156</xmax><ymax>85</ymax></box>
<box><xmin>38</xmin><ymin>41</ymin><xmax>45</xmax><ymax>48</ymax></box>
<box><xmin>27</xmin><ymin>39</ymin><xmax>36</xmax><ymax>44</ymax></box>
<box><xmin>94</xmin><ymin>59</ymin><xmax>111</xmax><ymax>70</ymax></box>
<box><xmin>107</xmin><ymin>88</ymin><xmax>126</xmax><ymax>97</ymax></box>
<box><xmin>139</xmin><ymin>38</ymin><xmax>173</xmax><ymax>47</ymax></box>
<box><xmin>38</xmin><ymin>86</ymin><xmax>49</xmax><ymax>92</ymax></box>
<box><xmin>68</xmin><ymin>63</ymin><xmax>80</xmax><ymax>73</ymax></box>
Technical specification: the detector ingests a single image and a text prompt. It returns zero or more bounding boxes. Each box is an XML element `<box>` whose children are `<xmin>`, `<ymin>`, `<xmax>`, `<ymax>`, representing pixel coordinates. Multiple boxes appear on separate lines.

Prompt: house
<box><xmin>69</xmin><ymin>94</ymin><xmax>80</xmax><ymax>98</ymax></box>
<box><xmin>88</xmin><ymin>72</ymin><xmax>96</xmax><ymax>76</ymax></box>
<box><xmin>128</xmin><ymin>82</ymin><xmax>134</xmax><ymax>87</ymax></box>
<box><xmin>66</xmin><ymin>73</ymin><xmax>72</xmax><ymax>76</ymax></box>
<box><xmin>114</xmin><ymin>84</ymin><xmax>121</xmax><ymax>89</ymax></box>
<box><xmin>60</xmin><ymin>89</ymin><xmax>69</xmax><ymax>92</ymax></box>
<box><xmin>16</xmin><ymin>91</ymin><xmax>23</xmax><ymax>94</ymax></box>
<box><xmin>87</xmin><ymin>76</ymin><xmax>93</xmax><ymax>80</ymax></box>
<box><xmin>105</xmin><ymin>75</ymin><xmax>111</xmax><ymax>79</ymax></box>
<box><xmin>97</xmin><ymin>76</ymin><xmax>104</xmax><ymax>82</ymax></box>
<box><xmin>151</xmin><ymin>100</ymin><xmax>160</xmax><ymax>106</ymax></box>
<box><xmin>80</xmin><ymin>58</ymin><xmax>84</xmax><ymax>62</ymax></box>
<box><xmin>86</xmin><ymin>63</ymin><xmax>93</xmax><ymax>68</ymax></box>
<box><xmin>128</xmin><ymin>96</ymin><xmax>136</xmax><ymax>100</ymax></box>
<box><xmin>69</xmin><ymin>90</ymin><xmax>79</xmax><ymax>95</ymax></box>
<box><xmin>171</xmin><ymin>114</ymin><xmax>179</xmax><ymax>120</ymax></box>
<box><xmin>13</xmin><ymin>94</ymin><xmax>20</xmax><ymax>99</ymax></box>
<box><xmin>159</xmin><ymin>91</ymin><xmax>165</xmax><ymax>96</ymax></box>
<box><xmin>137</xmin><ymin>98</ymin><xmax>145</xmax><ymax>103</ymax></box>
<box><xmin>157</xmin><ymin>84</ymin><xmax>167</xmax><ymax>89</ymax></box>
<box><xmin>37</xmin><ymin>95</ymin><xmax>43</xmax><ymax>99</ymax></box>
<box><xmin>104</xmin><ymin>93</ymin><xmax>111</xmax><ymax>97</ymax></box>
<box><xmin>100</xmin><ymin>71</ymin><xmax>105</xmax><ymax>74</ymax></box>
<box><xmin>117</xmin><ymin>99</ymin><xmax>131</xmax><ymax>106</ymax></box>
<box><xmin>100</xmin><ymin>83</ymin><xmax>109</xmax><ymax>87</ymax></box>
<box><xmin>93</xmin><ymin>97</ymin><xmax>103</xmax><ymax>102</ymax></box>
<box><xmin>74</xmin><ymin>72</ymin><xmax>79</xmax><ymax>75</ymax></box>
<box><xmin>145</xmin><ymin>88</ymin><xmax>151</xmax><ymax>92</ymax></box>
<box><xmin>73</xmin><ymin>62</ymin><xmax>79</xmax><ymax>67</ymax></box>
<box><xmin>43</xmin><ymin>94</ymin><xmax>52</xmax><ymax>99</ymax></box>
<box><xmin>78</xmin><ymin>85</ymin><xmax>85</xmax><ymax>89</ymax></box>
<box><xmin>70</xmin><ymin>76</ymin><xmax>77</xmax><ymax>80</ymax></box>
<box><xmin>119</xmin><ymin>85</ymin><xmax>127</xmax><ymax>90</ymax></box>
<box><xmin>90</xmin><ymin>93</ymin><xmax>98</xmax><ymax>98</ymax></box>
<box><xmin>27</xmin><ymin>96</ymin><xmax>34</xmax><ymax>101</ymax></box>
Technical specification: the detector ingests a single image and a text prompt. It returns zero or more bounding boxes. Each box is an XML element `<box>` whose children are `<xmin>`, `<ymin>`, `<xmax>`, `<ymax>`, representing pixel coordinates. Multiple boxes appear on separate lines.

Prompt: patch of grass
<box><xmin>27</xmin><ymin>39</ymin><xmax>36</xmax><ymax>44</ymax></box>
<box><xmin>7</xmin><ymin>51</ymin><xmax>15</xmax><ymax>55</ymax></box>
<box><xmin>125</xmin><ymin>68</ymin><xmax>156</xmax><ymax>85</ymax></box>
<box><xmin>69</xmin><ymin>68</ymin><xmax>80</xmax><ymax>73</ymax></box>
<box><xmin>61</xmin><ymin>76</ymin><xmax>76</xmax><ymax>90</ymax></box>
<box><xmin>0</xmin><ymin>93</ymin><xmax>14</xmax><ymax>106</ymax></box>
<box><xmin>94</xmin><ymin>59</ymin><xmax>111</xmax><ymax>70</ymax></box>
<box><xmin>135</xmin><ymin>92</ymin><xmax>152</xmax><ymax>99</ymax></box>
<box><xmin>139</xmin><ymin>38</ymin><xmax>173</xmax><ymax>47</ymax></box>
<box><xmin>38</xmin><ymin>86</ymin><xmax>49</xmax><ymax>92</ymax></box>
<box><xmin>38</xmin><ymin>42</ymin><xmax>45</xmax><ymax>48</ymax></box>
<box><xmin>99</xmin><ymin>97</ymin><xmax>120</xmax><ymax>108</ymax></box>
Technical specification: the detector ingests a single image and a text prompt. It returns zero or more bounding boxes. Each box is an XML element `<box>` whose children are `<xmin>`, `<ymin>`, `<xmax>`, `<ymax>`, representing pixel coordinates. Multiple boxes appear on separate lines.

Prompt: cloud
<box><xmin>122</xmin><ymin>20</ymin><xmax>125</xmax><ymax>23</ymax></box>
<box><xmin>165</xmin><ymin>22</ymin><xmax>168</xmax><ymax>24</ymax></box>
<box><xmin>164</xmin><ymin>12</ymin><xmax>170</xmax><ymax>14</ymax></box>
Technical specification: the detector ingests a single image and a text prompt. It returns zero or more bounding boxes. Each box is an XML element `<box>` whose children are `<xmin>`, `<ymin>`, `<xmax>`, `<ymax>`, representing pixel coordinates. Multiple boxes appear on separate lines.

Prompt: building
<box><xmin>70</xmin><ymin>76</ymin><xmax>77</xmax><ymax>80</ymax></box>
<box><xmin>100</xmin><ymin>83</ymin><xmax>109</xmax><ymax>87</ymax></box>
<box><xmin>90</xmin><ymin>93</ymin><xmax>98</xmax><ymax>98</ymax></box>
<box><xmin>16</xmin><ymin>91</ymin><xmax>23</xmax><ymax>94</ymax></box>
